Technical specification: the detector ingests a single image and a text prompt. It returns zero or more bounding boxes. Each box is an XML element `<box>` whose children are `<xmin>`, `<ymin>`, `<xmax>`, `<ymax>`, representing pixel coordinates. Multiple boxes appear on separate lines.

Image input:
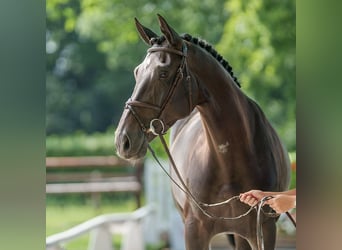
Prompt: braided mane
<box><xmin>150</xmin><ymin>34</ymin><xmax>241</xmax><ymax>88</ymax></box>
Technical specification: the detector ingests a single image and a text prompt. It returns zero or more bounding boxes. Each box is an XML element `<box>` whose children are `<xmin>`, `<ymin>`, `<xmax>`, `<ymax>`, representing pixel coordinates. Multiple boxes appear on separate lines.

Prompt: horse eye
<box><xmin>159</xmin><ymin>71</ymin><xmax>168</xmax><ymax>79</ymax></box>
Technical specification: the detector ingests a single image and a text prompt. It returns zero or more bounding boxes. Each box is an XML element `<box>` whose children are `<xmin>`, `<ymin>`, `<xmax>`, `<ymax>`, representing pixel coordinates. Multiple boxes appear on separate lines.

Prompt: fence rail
<box><xmin>46</xmin><ymin>156</ymin><xmax>132</xmax><ymax>168</ymax></box>
<box><xmin>46</xmin><ymin>205</ymin><xmax>155</xmax><ymax>250</ymax></box>
<box><xmin>46</xmin><ymin>156</ymin><xmax>144</xmax><ymax>207</ymax></box>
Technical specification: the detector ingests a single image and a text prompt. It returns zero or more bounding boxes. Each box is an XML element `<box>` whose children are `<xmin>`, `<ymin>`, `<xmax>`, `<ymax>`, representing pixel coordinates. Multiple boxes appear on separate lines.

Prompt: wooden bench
<box><xmin>46</xmin><ymin>156</ymin><xmax>144</xmax><ymax>208</ymax></box>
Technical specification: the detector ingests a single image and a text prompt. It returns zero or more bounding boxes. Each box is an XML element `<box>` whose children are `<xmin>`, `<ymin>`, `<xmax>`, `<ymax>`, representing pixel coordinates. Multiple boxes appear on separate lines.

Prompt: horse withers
<box><xmin>115</xmin><ymin>14</ymin><xmax>291</xmax><ymax>250</ymax></box>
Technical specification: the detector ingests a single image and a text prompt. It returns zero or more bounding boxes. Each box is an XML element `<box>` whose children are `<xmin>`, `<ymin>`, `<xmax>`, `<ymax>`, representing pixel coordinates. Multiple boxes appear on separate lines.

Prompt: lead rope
<box><xmin>286</xmin><ymin>211</ymin><xmax>296</xmax><ymax>227</ymax></box>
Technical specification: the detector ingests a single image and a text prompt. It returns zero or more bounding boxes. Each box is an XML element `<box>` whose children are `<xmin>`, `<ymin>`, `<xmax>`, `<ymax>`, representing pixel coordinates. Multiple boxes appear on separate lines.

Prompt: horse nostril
<box><xmin>123</xmin><ymin>134</ymin><xmax>131</xmax><ymax>151</ymax></box>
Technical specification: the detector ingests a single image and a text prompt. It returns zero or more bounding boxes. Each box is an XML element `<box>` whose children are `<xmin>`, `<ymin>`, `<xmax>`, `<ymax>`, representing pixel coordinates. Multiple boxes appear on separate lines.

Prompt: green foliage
<box><xmin>46</xmin><ymin>127</ymin><xmax>116</xmax><ymax>156</ymax></box>
<box><xmin>46</xmin><ymin>0</ymin><xmax>228</xmax><ymax>135</ymax></box>
<box><xmin>217</xmin><ymin>0</ymin><xmax>295</xmax><ymax>150</ymax></box>
<box><xmin>290</xmin><ymin>169</ymin><xmax>296</xmax><ymax>190</ymax></box>
<box><xmin>46</xmin><ymin>126</ymin><xmax>168</xmax><ymax>158</ymax></box>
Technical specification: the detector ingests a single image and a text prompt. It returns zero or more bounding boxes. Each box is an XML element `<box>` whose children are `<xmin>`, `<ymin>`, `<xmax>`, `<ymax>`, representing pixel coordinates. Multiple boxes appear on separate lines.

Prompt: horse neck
<box><xmin>188</xmin><ymin>48</ymin><xmax>254</xmax><ymax>160</ymax></box>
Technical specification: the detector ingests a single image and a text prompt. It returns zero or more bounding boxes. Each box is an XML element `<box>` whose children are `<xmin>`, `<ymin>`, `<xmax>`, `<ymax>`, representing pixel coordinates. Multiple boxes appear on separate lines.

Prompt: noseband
<box><xmin>125</xmin><ymin>42</ymin><xmax>191</xmax><ymax>135</ymax></box>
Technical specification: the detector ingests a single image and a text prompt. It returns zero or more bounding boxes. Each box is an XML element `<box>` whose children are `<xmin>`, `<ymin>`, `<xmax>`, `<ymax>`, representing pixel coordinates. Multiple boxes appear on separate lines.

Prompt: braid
<box><xmin>181</xmin><ymin>33</ymin><xmax>241</xmax><ymax>88</ymax></box>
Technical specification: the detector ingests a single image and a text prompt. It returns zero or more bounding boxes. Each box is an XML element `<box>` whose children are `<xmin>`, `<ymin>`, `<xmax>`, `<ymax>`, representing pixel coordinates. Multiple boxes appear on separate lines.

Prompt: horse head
<box><xmin>115</xmin><ymin>15</ymin><xmax>199</xmax><ymax>160</ymax></box>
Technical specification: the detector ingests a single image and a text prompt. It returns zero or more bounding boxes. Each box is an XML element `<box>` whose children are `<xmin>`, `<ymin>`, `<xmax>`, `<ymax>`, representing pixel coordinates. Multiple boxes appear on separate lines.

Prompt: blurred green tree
<box><xmin>46</xmin><ymin>0</ymin><xmax>228</xmax><ymax>134</ymax></box>
<box><xmin>217</xmin><ymin>0</ymin><xmax>295</xmax><ymax>150</ymax></box>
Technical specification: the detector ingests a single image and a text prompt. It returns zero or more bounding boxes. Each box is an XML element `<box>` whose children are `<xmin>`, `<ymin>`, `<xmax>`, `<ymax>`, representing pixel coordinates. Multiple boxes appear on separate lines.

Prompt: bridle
<box><xmin>125</xmin><ymin>42</ymin><xmax>192</xmax><ymax>136</ymax></box>
<box><xmin>124</xmin><ymin>41</ymin><xmax>295</xmax><ymax>249</ymax></box>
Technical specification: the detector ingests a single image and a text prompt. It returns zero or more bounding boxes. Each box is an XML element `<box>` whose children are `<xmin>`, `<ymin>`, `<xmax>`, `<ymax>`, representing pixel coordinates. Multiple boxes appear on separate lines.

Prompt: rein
<box><xmin>148</xmin><ymin>134</ymin><xmax>261</xmax><ymax>220</ymax></box>
<box><xmin>153</xmin><ymin>134</ymin><xmax>287</xmax><ymax>222</ymax></box>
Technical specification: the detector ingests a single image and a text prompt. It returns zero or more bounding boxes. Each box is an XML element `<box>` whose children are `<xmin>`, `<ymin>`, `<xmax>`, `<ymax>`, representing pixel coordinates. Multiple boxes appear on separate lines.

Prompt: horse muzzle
<box><xmin>114</xmin><ymin>129</ymin><xmax>148</xmax><ymax>160</ymax></box>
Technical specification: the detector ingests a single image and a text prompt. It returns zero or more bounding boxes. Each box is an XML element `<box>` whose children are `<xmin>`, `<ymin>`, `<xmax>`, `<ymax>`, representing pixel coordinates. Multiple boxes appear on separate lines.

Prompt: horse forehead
<box><xmin>144</xmin><ymin>54</ymin><xmax>154</xmax><ymax>66</ymax></box>
<box><xmin>141</xmin><ymin>51</ymin><xmax>171</xmax><ymax>69</ymax></box>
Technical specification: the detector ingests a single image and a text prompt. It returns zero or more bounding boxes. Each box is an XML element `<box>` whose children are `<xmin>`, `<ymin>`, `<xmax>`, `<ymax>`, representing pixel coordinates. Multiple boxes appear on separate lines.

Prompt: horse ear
<box><xmin>135</xmin><ymin>17</ymin><xmax>158</xmax><ymax>46</ymax></box>
<box><xmin>157</xmin><ymin>14</ymin><xmax>182</xmax><ymax>47</ymax></box>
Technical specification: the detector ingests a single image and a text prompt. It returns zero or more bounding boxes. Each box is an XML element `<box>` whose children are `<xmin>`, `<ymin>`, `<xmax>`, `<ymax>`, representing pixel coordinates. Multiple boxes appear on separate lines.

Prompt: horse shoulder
<box><xmin>170</xmin><ymin>109</ymin><xmax>207</xmax><ymax>166</ymax></box>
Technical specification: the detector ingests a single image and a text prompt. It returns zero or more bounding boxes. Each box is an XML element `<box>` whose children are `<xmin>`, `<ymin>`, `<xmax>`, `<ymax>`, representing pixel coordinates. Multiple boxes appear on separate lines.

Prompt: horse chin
<box><xmin>128</xmin><ymin>144</ymin><xmax>148</xmax><ymax>161</ymax></box>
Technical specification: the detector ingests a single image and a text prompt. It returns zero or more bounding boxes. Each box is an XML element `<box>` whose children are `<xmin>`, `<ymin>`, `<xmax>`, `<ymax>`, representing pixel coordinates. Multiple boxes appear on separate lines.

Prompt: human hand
<box><xmin>265</xmin><ymin>194</ymin><xmax>296</xmax><ymax>213</ymax></box>
<box><xmin>239</xmin><ymin>190</ymin><xmax>266</xmax><ymax>207</ymax></box>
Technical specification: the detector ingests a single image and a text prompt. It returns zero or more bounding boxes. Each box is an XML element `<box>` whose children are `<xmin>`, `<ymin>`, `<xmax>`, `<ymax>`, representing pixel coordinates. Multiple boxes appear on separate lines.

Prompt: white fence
<box><xmin>143</xmin><ymin>158</ymin><xmax>185</xmax><ymax>250</ymax></box>
<box><xmin>46</xmin><ymin>206</ymin><xmax>154</xmax><ymax>250</ymax></box>
<box><xmin>46</xmin><ymin>158</ymin><xmax>185</xmax><ymax>250</ymax></box>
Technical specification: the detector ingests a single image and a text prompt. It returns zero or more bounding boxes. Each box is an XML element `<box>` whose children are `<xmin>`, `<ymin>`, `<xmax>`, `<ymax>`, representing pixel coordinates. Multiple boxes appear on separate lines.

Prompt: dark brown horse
<box><xmin>115</xmin><ymin>15</ymin><xmax>290</xmax><ymax>250</ymax></box>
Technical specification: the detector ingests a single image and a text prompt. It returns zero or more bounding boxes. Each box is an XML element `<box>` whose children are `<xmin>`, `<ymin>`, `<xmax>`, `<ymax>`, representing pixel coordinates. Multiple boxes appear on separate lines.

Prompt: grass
<box><xmin>46</xmin><ymin>198</ymin><xmax>137</xmax><ymax>249</ymax></box>
<box><xmin>46</xmin><ymin>197</ymin><xmax>166</xmax><ymax>250</ymax></box>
